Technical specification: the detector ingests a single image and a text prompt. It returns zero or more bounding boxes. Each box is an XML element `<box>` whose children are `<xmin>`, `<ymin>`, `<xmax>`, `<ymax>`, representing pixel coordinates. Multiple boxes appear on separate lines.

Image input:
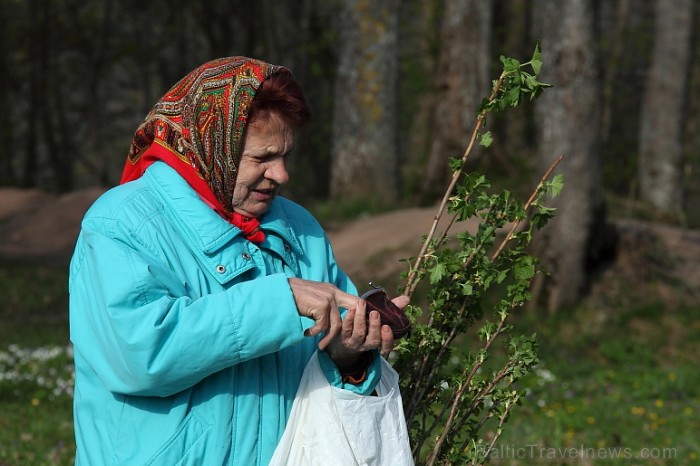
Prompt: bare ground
<box><xmin>0</xmin><ymin>188</ymin><xmax>105</xmax><ymax>266</ymax></box>
<box><xmin>1</xmin><ymin>188</ymin><xmax>698</xmax><ymax>309</ymax></box>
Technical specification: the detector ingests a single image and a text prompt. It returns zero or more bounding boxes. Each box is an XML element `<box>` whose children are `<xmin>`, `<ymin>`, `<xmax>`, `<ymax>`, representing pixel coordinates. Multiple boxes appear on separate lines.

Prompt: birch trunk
<box><xmin>331</xmin><ymin>0</ymin><xmax>400</xmax><ymax>204</ymax></box>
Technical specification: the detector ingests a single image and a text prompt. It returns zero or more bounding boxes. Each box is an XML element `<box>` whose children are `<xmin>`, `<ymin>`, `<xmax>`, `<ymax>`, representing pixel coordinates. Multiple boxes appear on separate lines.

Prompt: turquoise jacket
<box><xmin>69</xmin><ymin>162</ymin><xmax>380</xmax><ymax>465</ymax></box>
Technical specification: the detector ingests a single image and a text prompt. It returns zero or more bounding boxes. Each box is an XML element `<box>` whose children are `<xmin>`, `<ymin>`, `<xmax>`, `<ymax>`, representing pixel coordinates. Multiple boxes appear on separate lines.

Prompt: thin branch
<box><xmin>406</xmin><ymin>299</ymin><xmax>470</xmax><ymax>422</ymax></box>
<box><xmin>479</xmin><ymin>395</ymin><xmax>520</xmax><ymax>463</ymax></box>
<box><xmin>399</xmin><ymin>49</ymin><xmax>554</xmax><ymax>465</ymax></box>
<box><xmin>490</xmin><ymin>154</ymin><xmax>564</xmax><ymax>261</ymax></box>
<box><xmin>404</xmin><ymin>73</ymin><xmax>509</xmax><ymax>297</ymax></box>
<box><xmin>426</xmin><ymin>318</ymin><xmax>509</xmax><ymax>465</ymax></box>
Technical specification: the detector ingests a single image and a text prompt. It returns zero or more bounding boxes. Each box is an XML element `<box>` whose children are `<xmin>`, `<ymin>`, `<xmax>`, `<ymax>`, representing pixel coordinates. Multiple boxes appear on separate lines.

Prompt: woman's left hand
<box><xmin>326</xmin><ymin>295</ymin><xmax>410</xmax><ymax>370</ymax></box>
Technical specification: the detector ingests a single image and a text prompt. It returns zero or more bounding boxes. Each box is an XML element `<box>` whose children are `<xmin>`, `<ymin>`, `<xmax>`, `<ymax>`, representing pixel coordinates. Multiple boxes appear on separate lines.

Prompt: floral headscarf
<box><xmin>121</xmin><ymin>57</ymin><xmax>289</xmax><ymax>238</ymax></box>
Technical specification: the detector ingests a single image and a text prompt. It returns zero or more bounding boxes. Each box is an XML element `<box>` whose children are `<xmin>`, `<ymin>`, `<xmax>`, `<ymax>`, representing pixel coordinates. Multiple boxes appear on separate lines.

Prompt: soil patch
<box><xmin>0</xmin><ymin>188</ymin><xmax>104</xmax><ymax>266</ymax></box>
<box><xmin>1</xmin><ymin>188</ymin><xmax>698</xmax><ymax>309</ymax></box>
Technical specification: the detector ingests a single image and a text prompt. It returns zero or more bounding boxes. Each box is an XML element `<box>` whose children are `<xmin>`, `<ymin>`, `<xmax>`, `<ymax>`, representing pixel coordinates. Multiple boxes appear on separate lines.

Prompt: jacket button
<box><xmin>216</xmin><ymin>265</ymin><xmax>226</xmax><ymax>274</ymax></box>
<box><xmin>241</xmin><ymin>252</ymin><xmax>251</xmax><ymax>260</ymax></box>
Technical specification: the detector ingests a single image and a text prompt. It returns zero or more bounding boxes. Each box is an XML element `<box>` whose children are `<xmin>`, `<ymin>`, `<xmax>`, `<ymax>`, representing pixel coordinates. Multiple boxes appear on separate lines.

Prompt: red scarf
<box><xmin>231</xmin><ymin>213</ymin><xmax>265</xmax><ymax>244</ymax></box>
<box><xmin>120</xmin><ymin>144</ymin><xmax>265</xmax><ymax>243</ymax></box>
<box><xmin>119</xmin><ymin>57</ymin><xmax>290</xmax><ymax>244</ymax></box>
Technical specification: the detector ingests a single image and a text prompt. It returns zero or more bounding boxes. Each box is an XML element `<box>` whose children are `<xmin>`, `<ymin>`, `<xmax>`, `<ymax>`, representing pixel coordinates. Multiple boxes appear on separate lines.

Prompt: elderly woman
<box><xmin>69</xmin><ymin>57</ymin><xmax>409</xmax><ymax>465</ymax></box>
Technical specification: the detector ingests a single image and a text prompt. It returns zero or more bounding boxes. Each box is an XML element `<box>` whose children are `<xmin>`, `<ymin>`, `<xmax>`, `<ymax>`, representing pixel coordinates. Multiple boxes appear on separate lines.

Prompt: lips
<box><xmin>251</xmin><ymin>188</ymin><xmax>275</xmax><ymax>200</ymax></box>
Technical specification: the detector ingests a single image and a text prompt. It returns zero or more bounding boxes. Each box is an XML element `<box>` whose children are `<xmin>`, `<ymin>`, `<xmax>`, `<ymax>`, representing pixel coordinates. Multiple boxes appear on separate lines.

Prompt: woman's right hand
<box><xmin>288</xmin><ymin>278</ymin><xmax>360</xmax><ymax>350</ymax></box>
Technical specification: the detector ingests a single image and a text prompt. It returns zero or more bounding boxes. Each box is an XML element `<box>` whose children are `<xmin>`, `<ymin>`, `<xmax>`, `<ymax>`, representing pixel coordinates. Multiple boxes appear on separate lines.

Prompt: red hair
<box><xmin>247</xmin><ymin>71</ymin><xmax>312</xmax><ymax>128</ymax></box>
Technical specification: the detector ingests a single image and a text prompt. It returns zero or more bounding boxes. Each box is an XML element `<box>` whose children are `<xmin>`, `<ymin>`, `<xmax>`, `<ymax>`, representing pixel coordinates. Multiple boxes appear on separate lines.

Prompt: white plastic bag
<box><xmin>269</xmin><ymin>352</ymin><xmax>414</xmax><ymax>466</ymax></box>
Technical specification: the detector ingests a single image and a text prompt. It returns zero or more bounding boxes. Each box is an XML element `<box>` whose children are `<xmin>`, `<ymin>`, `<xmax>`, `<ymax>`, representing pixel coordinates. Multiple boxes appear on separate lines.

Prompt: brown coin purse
<box><xmin>361</xmin><ymin>285</ymin><xmax>411</xmax><ymax>339</ymax></box>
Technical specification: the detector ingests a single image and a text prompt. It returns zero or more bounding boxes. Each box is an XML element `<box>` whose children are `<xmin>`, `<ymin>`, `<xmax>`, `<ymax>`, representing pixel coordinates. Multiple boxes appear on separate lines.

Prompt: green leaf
<box><xmin>522</xmin><ymin>73</ymin><xmax>539</xmax><ymax>92</ymax></box>
<box><xmin>504</xmin><ymin>85</ymin><xmax>521</xmax><ymax>107</ymax></box>
<box><xmin>479</xmin><ymin>131</ymin><xmax>493</xmax><ymax>148</ymax></box>
<box><xmin>531</xmin><ymin>206</ymin><xmax>556</xmax><ymax>229</ymax></box>
<box><xmin>500</xmin><ymin>55</ymin><xmax>520</xmax><ymax>72</ymax></box>
<box><xmin>448</xmin><ymin>156</ymin><xmax>463</xmax><ymax>172</ymax></box>
<box><xmin>531</xmin><ymin>42</ymin><xmax>543</xmax><ymax>75</ymax></box>
<box><xmin>461</xmin><ymin>282</ymin><xmax>474</xmax><ymax>296</ymax></box>
<box><xmin>548</xmin><ymin>174</ymin><xmax>564</xmax><ymax>197</ymax></box>
<box><xmin>392</xmin><ymin>43</ymin><xmax>552</xmax><ymax>464</ymax></box>
<box><xmin>478</xmin><ymin>321</ymin><xmax>496</xmax><ymax>341</ymax></box>
<box><xmin>479</xmin><ymin>95</ymin><xmax>492</xmax><ymax>113</ymax></box>
<box><xmin>430</xmin><ymin>262</ymin><xmax>447</xmax><ymax>285</ymax></box>
<box><xmin>513</xmin><ymin>258</ymin><xmax>536</xmax><ymax>280</ymax></box>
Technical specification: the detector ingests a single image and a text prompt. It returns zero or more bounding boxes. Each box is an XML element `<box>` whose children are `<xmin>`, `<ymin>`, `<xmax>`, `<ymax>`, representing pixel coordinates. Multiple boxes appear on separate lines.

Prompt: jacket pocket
<box><xmin>144</xmin><ymin>411</ymin><xmax>211</xmax><ymax>466</ymax></box>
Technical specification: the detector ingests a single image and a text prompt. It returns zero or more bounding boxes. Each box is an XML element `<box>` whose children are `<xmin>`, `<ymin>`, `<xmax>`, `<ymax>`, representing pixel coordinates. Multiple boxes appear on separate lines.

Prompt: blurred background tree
<box><xmin>331</xmin><ymin>0</ymin><xmax>400</xmax><ymax>204</ymax></box>
<box><xmin>638</xmin><ymin>0</ymin><xmax>694</xmax><ymax>222</ymax></box>
<box><xmin>530</xmin><ymin>0</ymin><xmax>608</xmax><ymax>312</ymax></box>
<box><xmin>1</xmin><ymin>0</ymin><xmax>698</xmax><ymax>311</ymax></box>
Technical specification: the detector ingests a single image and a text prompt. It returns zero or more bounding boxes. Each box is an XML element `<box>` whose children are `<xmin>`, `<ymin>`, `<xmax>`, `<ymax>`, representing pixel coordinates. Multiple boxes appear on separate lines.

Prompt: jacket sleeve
<box><xmin>69</xmin><ymin>220</ymin><xmax>305</xmax><ymax>397</ymax></box>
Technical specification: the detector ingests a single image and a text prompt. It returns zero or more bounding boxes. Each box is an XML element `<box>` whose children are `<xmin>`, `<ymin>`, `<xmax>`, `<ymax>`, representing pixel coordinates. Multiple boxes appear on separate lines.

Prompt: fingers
<box><xmin>288</xmin><ymin>278</ymin><xmax>403</xmax><ymax>355</ymax></box>
<box><xmin>319</xmin><ymin>288</ymin><xmax>359</xmax><ymax>349</ymax></box>
<box><xmin>335</xmin><ymin>288</ymin><xmax>362</xmax><ymax>310</ymax></box>
<box><xmin>289</xmin><ymin>278</ymin><xmax>359</xmax><ymax>350</ymax></box>
<box><xmin>340</xmin><ymin>306</ymin><xmax>358</xmax><ymax>342</ymax></box>
<box><xmin>379</xmin><ymin>294</ymin><xmax>406</xmax><ymax>358</ymax></box>
<box><xmin>316</xmin><ymin>305</ymin><xmax>342</xmax><ymax>350</ymax></box>
<box><xmin>302</xmin><ymin>297</ymin><xmax>344</xmax><ymax>350</ymax></box>
<box><xmin>365</xmin><ymin>309</ymin><xmax>382</xmax><ymax>347</ymax></box>
<box><xmin>333</xmin><ymin>299</ymin><xmax>382</xmax><ymax>353</ymax></box>
<box><xmin>380</xmin><ymin>325</ymin><xmax>395</xmax><ymax>359</ymax></box>
<box><xmin>348</xmin><ymin>301</ymin><xmax>381</xmax><ymax>349</ymax></box>
<box><xmin>391</xmin><ymin>294</ymin><xmax>410</xmax><ymax>310</ymax></box>
<box><xmin>302</xmin><ymin>306</ymin><xmax>331</xmax><ymax>339</ymax></box>
<box><xmin>324</xmin><ymin>299</ymin><xmax>385</xmax><ymax>368</ymax></box>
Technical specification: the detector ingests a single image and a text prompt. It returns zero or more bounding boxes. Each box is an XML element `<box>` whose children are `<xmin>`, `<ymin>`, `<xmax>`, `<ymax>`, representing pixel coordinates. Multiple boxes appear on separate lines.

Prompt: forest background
<box><xmin>1</xmin><ymin>0</ymin><xmax>699</xmax><ymax>464</ymax></box>
<box><xmin>2</xmin><ymin>0</ymin><xmax>700</xmax><ymax>307</ymax></box>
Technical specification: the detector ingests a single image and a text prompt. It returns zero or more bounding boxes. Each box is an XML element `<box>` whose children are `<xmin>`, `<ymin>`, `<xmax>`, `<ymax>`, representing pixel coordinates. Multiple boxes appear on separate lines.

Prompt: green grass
<box><xmin>496</xmin><ymin>362</ymin><xmax>700</xmax><ymax>465</ymax></box>
<box><xmin>308</xmin><ymin>197</ymin><xmax>395</xmax><ymax>228</ymax></box>
<box><xmin>0</xmin><ymin>264</ymin><xmax>69</xmax><ymax>347</ymax></box>
<box><xmin>0</xmin><ymin>264</ymin><xmax>73</xmax><ymax>466</ymax></box>
<box><xmin>491</xmin><ymin>297</ymin><xmax>700</xmax><ymax>466</ymax></box>
<box><xmin>1</xmin><ymin>262</ymin><xmax>698</xmax><ymax>465</ymax></box>
<box><xmin>0</xmin><ymin>395</ymin><xmax>74</xmax><ymax>466</ymax></box>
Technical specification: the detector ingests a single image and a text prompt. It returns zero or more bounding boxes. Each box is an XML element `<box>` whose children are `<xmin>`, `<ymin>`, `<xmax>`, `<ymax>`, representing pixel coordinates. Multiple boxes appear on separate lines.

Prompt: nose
<box><xmin>265</xmin><ymin>158</ymin><xmax>289</xmax><ymax>185</ymax></box>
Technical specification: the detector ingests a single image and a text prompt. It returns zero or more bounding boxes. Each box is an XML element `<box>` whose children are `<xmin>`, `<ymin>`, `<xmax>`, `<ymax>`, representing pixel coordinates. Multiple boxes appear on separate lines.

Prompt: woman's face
<box><xmin>231</xmin><ymin>112</ymin><xmax>294</xmax><ymax>218</ymax></box>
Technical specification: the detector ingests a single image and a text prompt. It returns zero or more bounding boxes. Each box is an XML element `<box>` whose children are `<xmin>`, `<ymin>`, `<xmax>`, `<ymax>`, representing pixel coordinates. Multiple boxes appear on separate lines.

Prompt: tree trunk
<box><xmin>0</xmin><ymin>0</ymin><xmax>15</xmax><ymax>185</ymax></box>
<box><xmin>23</xmin><ymin>0</ymin><xmax>41</xmax><ymax>189</ymax></box>
<box><xmin>638</xmin><ymin>0</ymin><xmax>694</xmax><ymax>220</ymax></box>
<box><xmin>331</xmin><ymin>0</ymin><xmax>400</xmax><ymax>204</ymax></box>
<box><xmin>684</xmin><ymin>2</ymin><xmax>700</xmax><ymax>228</ymax></box>
<box><xmin>420</xmin><ymin>0</ymin><xmax>493</xmax><ymax>200</ymax></box>
<box><xmin>39</xmin><ymin>0</ymin><xmax>76</xmax><ymax>193</ymax></box>
<box><xmin>399</xmin><ymin>0</ymin><xmax>442</xmax><ymax>203</ymax></box>
<box><xmin>490</xmin><ymin>0</ymin><xmax>535</xmax><ymax>178</ymax></box>
<box><xmin>531</xmin><ymin>0</ymin><xmax>612</xmax><ymax>312</ymax></box>
<box><xmin>262</xmin><ymin>0</ymin><xmax>332</xmax><ymax>202</ymax></box>
<box><xmin>599</xmin><ymin>0</ymin><xmax>631</xmax><ymax>151</ymax></box>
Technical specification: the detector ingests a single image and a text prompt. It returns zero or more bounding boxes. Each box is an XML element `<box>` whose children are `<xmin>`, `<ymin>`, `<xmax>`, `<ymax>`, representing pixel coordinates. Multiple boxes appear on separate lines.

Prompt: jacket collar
<box><xmin>144</xmin><ymin>161</ymin><xmax>303</xmax><ymax>262</ymax></box>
